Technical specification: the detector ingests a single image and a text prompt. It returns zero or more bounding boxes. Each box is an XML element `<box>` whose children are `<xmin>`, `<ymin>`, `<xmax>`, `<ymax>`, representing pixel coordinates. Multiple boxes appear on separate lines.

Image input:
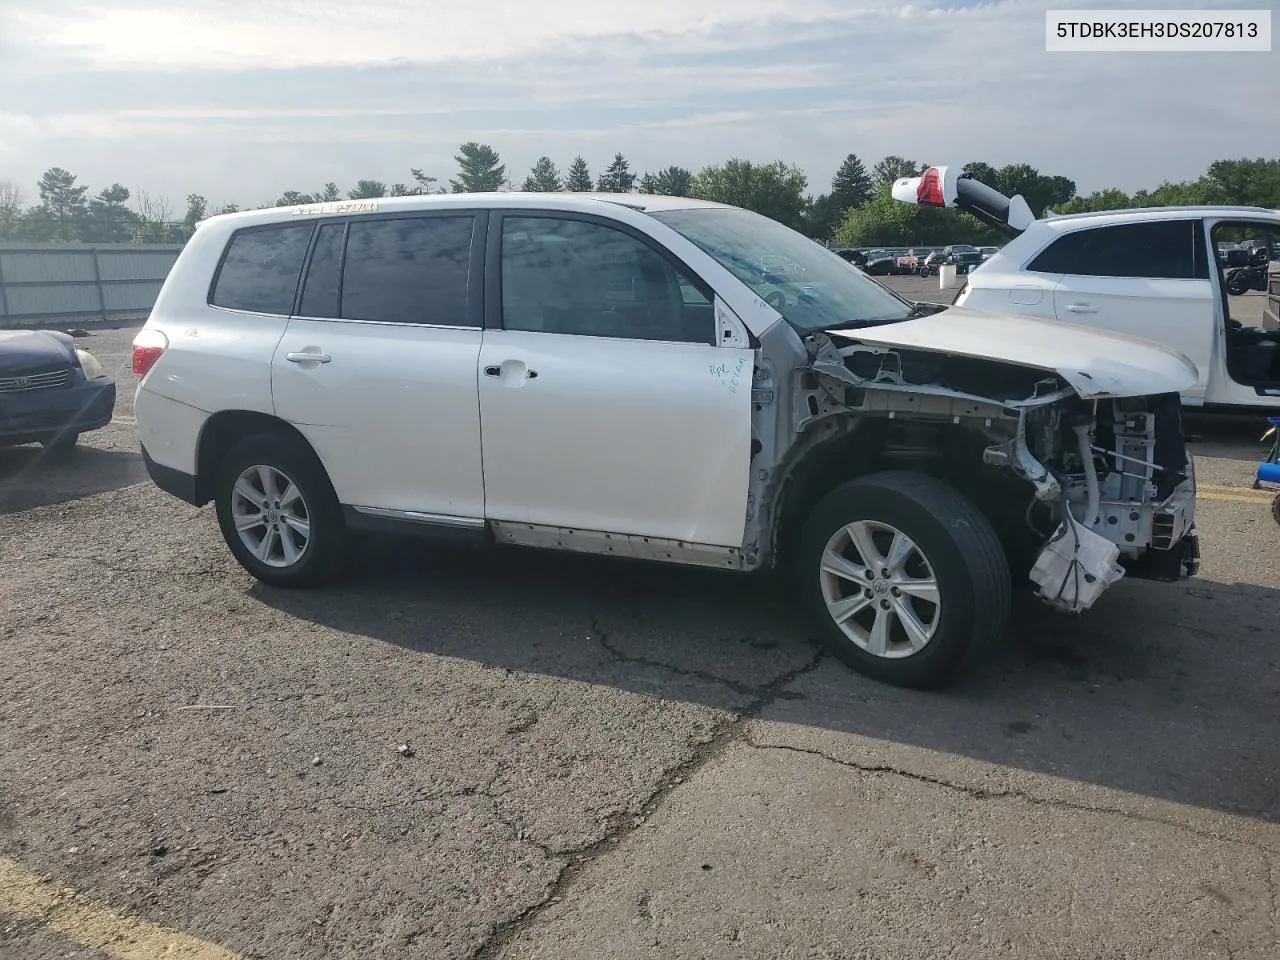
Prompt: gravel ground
<box><xmin>1</xmin><ymin>296</ymin><xmax>1278</xmax><ymax>960</ymax></box>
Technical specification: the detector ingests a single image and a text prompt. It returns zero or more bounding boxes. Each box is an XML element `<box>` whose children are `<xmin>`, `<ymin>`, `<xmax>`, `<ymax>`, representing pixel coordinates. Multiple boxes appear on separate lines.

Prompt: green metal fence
<box><xmin>0</xmin><ymin>242</ymin><xmax>184</xmax><ymax>328</ymax></box>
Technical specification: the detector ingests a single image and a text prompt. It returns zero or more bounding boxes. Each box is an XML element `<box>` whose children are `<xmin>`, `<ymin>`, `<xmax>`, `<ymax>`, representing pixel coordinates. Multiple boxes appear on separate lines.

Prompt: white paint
<box><xmin>133</xmin><ymin>389</ymin><xmax>206</xmax><ymax>475</ymax></box>
<box><xmin>831</xmin><ymin>306</ymin><xmax>1199</xmax><ymax>400</ymax></box>
<box><xmin>1049</xmin><ymin>274</ymin><xmax>1216</xmax><ymax>401</ymax></box>
<box><xmin>957</xmin><ymin>204</ymin><xmax>1280</xmax><ymax>409</ymax></box>
<box><xmin>270</xmin><ymin>319</ymin><xmax>486</xmax><ymax>519</ymax></box>
<box><xmin>476</xmin><ymin>329</ymin><xmax>754</xmax><ymax>547</ymax></box>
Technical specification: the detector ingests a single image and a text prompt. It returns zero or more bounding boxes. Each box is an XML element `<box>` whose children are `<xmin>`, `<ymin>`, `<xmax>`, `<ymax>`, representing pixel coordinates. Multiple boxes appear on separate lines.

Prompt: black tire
<box><xmin>41</xmin><ymin>431</ymin><xmax>80</xmax><ymax>458</ymax></box>
<box><xmin>794</xmin><ymin>470</ymin><xmax>1011</xmax><ymax>689</ymax></box>
<box><xmin>213</xmin><ymin>432</ymin><xmax>350</xmax><ymax>588</ymax></box>
<box><xmin>1226</xmin><ymin>271</ymin><xmax>1248</xmax><ymax>296</ymax></box>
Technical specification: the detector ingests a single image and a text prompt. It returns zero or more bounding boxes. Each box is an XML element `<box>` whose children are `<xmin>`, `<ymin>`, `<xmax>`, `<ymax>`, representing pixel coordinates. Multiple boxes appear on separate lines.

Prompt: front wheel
<box><xmin>795</xmin><ymin>471</ymin><xmax>1012</xmax><ymax>689</ymax></box>
<box><xmin>213</xmin><ymin>433</ymin><xmax>350</xmax><ymax>588</ymax></box>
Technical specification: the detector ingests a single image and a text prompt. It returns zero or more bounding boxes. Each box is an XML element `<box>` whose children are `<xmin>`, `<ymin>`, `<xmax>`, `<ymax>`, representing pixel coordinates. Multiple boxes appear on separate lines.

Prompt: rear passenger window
<box><xmin>299</xmin><ymin>223</ymin><xmax>345</xmax><ymax>318</ymax></box>
<box><xmin>1027</xmin><ymin>220</ymin><xmax>1205</xmax><ymax>280</ymax></box>
<box><xmin>211</xmin><ymin>223</ymin><xmax>314</xmax><ymax>314</ymax></box>
<box><xmin>339</xmin><ymin>217</ymin><xmax>474</xmax><ymax>325</ymax></box>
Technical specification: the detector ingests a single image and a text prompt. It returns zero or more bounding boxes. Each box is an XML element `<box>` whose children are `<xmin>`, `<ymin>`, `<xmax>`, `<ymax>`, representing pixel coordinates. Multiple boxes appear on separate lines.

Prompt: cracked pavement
<box><xmin>3</xmin><ymin>307</ymin><xmax>1279</xmax><ymax>959</ymax></box>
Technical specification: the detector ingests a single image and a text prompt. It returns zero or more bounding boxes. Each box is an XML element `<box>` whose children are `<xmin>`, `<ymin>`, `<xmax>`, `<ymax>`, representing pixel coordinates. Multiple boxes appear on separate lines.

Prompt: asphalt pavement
<box><xmin>2</xmin><ymin>293</ymin><xmax>1278</xmax><ymax>960</ymax></box>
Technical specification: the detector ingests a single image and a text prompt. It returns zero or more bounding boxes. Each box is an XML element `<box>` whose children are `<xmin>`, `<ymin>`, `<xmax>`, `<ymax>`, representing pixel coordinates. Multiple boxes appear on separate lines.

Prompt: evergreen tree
<box><xmin>639</xmin><ymin>166</ymin><xmax>693</xmax><ymax>196</ymax></box>
<box><xmin>450</xmin><ymin>142</ymin><xmax>506</xmax><ymax>193</ymax></box>
<box><xmin>523</xmin><ymin>156</ymin><xmax>563</xmax><ymax>192</ymax></box>
<box><xmin>87</xmin><ymin>183</ymin><xmax>134</xmax><ymax>242</ymax></box>
<box><xmin>348</xmin><ymin>180</ymin><xmax>387</xmax><ymax>199</ymax></box>
<box><xmin>830</xmin><ymin>154</ymin><xmax>873</xmax><ymax>210</ymax></box>
<box><xmin>565</xmin><ymin>156</ymin><xmax>593</xmax><ymax>192</ymax></box>
<box><xmin>35</xmin><ymin>167</ymin><xmax>89</xmax><ymax>241</ymax></box>
<box><xmin>596</xmin><ymin>153</ymin><xmax>637</xmax><ymax>192</ymax></box>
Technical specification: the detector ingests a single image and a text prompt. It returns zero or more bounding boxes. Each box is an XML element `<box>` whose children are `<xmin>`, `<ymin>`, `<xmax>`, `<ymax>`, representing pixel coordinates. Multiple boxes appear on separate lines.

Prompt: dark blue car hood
<box><xmin>0</xmin><ymin>330</ymin><xmax>77</xmax><ymax>374</ymax></box>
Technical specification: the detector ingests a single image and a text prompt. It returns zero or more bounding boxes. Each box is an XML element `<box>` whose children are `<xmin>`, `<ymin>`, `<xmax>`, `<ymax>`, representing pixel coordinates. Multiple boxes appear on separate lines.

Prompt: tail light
<box><xmin>132</xmin><ymin>328</ymin><xmax>169</xmax><ymax>377</ymax></box>
<box><xmin>917</xmin><ymin>167</ymin><xmax>945</xmax><ymax>207</ymax></box>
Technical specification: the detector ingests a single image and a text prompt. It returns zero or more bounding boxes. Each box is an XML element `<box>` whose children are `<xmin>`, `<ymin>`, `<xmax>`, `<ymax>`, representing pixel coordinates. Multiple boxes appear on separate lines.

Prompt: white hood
<box><xmin>827</xmin><ymin>306</ymin><xmax>1199</xmax><ymax>400</ymax></box>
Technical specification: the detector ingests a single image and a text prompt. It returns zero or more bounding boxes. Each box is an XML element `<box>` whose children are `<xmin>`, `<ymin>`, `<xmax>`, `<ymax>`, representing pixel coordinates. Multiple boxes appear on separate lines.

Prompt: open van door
<box><xmin>890</xmin><ymin>166</ymin><xmax>1036</xmax><ymax>239</ymax></box>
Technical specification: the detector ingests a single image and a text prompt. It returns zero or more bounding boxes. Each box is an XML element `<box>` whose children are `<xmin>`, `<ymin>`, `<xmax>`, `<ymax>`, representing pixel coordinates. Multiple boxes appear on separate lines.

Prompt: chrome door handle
<box><xmin>287</xmin><ymin>351</ymin><xmax>332</xmax><ymax>363</ymax></box>
<box><xmin>1064</xmin><ymin>304</ymin><xmax>1097</xmax><ymax>314</ymax></box>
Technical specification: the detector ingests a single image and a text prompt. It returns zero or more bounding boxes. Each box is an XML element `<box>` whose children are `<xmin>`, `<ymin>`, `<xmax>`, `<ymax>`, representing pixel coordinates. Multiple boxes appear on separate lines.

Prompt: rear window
<box><xmin>210</xmin><ymin>223</ymin><xmax>314</xmax><ymax>314</ymax></box>
<box><xmin>1027</xmin><ymin>219</ymin><xmax>1207</xmax><ymax>280</ymax></box>
<box><xmin>297</xmin><ymin>215</ymin><xmax>476</xmax><ymax>326</ymax></box>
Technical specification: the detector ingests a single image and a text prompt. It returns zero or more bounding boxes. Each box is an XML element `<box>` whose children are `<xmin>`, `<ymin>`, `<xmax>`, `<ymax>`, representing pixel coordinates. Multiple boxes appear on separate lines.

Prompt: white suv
<box><xmin>893</xmin><ymin>165</ymin><xmax>1280</xmax><ymax>411</ymax></box>
<box><xmin>133</xmin><ymin>192</ymin><xmax>1202</xmax><ymax>688</ymax></box>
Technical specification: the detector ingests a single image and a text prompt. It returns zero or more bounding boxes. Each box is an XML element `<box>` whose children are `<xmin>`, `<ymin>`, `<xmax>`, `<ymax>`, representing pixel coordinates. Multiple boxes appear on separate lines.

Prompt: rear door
<box><xmin>1035</xmin><ymin>219</ymin><xmax>1216</xmax><ymax>401</ymax></box>
<box><xmin>271</xmin><ymin>211</ymin><xmax>487</xmax><ymax>521</ymax></box>
<box><xmin>476</xmin><ymin>211</ymin><xmax>754</xmax><ymax>547</ymax></box>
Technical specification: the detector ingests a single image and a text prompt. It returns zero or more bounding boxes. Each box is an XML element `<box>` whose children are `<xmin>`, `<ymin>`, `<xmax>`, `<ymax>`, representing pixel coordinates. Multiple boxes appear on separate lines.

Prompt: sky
<box><xmin>0</xmin><ymin>0</ymin><xmax>1276</xmax><ymax>212</ymax></box>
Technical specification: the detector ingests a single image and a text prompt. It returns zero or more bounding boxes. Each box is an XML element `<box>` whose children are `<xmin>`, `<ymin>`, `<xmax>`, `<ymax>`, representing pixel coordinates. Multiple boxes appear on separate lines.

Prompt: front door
<box><xmin>477</xmin><ymin>212</ymin><xmax>754</xmax><ymax>547</ymax></box>
<box><xmin>1036</xmin><ymin>218</ymin><xmax>1216</xmax><ymax>401</ymax></box>
<box><xmin>271</xmin><ymin>212</ymin><xmax>487</xmax><ymax>520</ymax></box>
<box><xmin>1209</xmin><ymin>219</ymin><xmax>1280</xmax><ymax>399</ymax></box>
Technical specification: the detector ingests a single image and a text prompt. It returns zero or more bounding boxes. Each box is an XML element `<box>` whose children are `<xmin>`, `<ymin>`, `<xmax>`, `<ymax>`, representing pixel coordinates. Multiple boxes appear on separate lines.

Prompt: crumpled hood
<box><xmin>827</xmin><ymin>305</ymin><xmax>1199</xmax><ymax>399</ymax></box>
<box><xmin>0</xmin><ymin>329</ymin><xmax>77</xmax><ymax>374</ymax></box>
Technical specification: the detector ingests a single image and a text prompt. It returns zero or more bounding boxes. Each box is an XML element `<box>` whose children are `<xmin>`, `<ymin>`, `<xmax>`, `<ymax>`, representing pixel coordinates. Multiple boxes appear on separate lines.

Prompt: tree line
<box><xmin>2</xmin><ymin>144</ymin><xmax>1277</xmax><ymax>248</ymax></box>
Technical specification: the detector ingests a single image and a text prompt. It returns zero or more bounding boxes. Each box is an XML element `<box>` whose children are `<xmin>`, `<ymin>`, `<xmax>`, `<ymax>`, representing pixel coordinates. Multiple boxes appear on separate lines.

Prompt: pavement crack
<box><xmin>590</xmin><ymin>617</ymin><xmax>763</xmax><ymax>696</ymax></box>
<box><xmin>743</xmin><ymin>738</ymin><xmax>1268</xmax><ymax>850</ymax></box>
<box><xmin>465</xmin><ymin>626</ymin><xmax>826</xmax><ymax>960</ymax></box>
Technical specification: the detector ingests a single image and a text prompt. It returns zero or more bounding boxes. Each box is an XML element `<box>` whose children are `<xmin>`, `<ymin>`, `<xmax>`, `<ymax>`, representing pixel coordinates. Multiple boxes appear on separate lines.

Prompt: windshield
<box><xmin>650</xmin><ymin>207</ymin><xmax>915</xmax><ymax>332</ymax></box>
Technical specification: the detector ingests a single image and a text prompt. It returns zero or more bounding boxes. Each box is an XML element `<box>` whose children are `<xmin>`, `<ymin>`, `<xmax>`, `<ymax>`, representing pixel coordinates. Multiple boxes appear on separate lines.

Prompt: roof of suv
<box><xmin>1040</xmin><ymin>205</ymin><xmax>1280</xmax><ymax>229</ymax></box>
<box><xmin>200</xmin><ymin>192</ymin><xmax>730</xmax><ymax>230</ymax></box>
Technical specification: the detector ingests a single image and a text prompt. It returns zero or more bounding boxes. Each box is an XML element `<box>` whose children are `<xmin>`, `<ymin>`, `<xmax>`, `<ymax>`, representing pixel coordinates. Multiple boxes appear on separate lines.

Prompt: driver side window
<box><xmin>500</xmin><ymin>216</ymin><xmax>714</xmax><ymax>344</ymax></box>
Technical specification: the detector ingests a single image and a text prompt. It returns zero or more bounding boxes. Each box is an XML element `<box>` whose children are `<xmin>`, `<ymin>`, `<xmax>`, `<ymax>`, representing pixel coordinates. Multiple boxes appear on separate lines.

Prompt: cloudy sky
<box><xmin>1</xmin><ymin>0</ymin><xmax>1275</xmax><ymax>210</ymax></box>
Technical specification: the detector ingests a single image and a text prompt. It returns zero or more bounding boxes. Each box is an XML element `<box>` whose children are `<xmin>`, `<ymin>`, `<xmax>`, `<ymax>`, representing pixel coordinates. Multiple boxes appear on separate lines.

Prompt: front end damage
<box><xmin>754</xmin><ymin>331</ymin><xmax>1200</xmax><ymax>614</ymax></box>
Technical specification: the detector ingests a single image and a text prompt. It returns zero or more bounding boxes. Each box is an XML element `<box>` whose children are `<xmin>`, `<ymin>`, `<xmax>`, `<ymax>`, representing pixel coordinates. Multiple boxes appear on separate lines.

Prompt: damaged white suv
<box><xmin>132</xmin><ymin>193</ymin><xmax>1201</xmax><ymax>688</ymax></box>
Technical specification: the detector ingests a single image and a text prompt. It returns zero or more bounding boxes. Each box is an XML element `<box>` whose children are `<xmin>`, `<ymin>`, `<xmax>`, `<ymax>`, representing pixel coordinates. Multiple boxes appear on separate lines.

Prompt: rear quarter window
<box><xmin>210</xmin><ymin>223</ymin><xmax>315</xmax><ymax>314</ymax></box>
<box><xmin>1027</xmin><ymin>220</ymin><xmax>1207</xmax><ymax>280</ymax></box>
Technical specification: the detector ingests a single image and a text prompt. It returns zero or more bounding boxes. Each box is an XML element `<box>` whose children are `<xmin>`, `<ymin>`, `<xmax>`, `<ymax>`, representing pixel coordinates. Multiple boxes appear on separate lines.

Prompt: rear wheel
<box><xmin>795</xmin><ymin>471</ymin><xmax>1011</xmax><ymax>689</ymax></box>
<box><xmin>213</xmin><ymin>433</ymin><xmax>350</xmax><ymax>587</ymax></box>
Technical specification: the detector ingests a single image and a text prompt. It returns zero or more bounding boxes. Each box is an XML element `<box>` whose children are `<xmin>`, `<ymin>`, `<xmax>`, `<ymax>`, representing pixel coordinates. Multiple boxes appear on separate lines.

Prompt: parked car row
<box><xmin>832</xmin><ymin>244</ymin><xmax>1000</xmax><ymax>276</ymax></box>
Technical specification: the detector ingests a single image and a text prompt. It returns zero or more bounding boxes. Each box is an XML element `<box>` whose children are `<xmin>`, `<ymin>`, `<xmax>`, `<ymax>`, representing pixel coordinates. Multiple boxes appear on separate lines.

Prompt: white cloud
<box><xmin>1</xmin><ymin>0</ymin><xmax>1275</xmax><ymax>207</ymax></box>
<box><xmin>16</xmin><ymin>0</ymin><xmax>874</xmax><ymax>70</ymax></box>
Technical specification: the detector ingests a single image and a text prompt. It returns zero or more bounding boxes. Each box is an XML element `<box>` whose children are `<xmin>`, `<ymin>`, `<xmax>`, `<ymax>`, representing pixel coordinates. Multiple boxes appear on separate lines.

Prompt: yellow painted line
<box><xmin>0</xmin><ymin>857</ymin><xmax>240</xmax><ymax>960</ymax></box>
<box><xmin>1198</xmin><ymin>491</ymin><xmax>1277</xmax><ymax>504</ymax></box>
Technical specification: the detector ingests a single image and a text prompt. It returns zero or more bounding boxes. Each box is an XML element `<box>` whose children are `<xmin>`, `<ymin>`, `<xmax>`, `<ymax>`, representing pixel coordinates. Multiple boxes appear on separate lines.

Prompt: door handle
<box><xmin>484</xmin><ymin>363</ymin><xmax>538</xmax><ymax>380</ymax></box>
<box><xmin>287</xmin><ymin>351</ymin><xmax>332</xmax><ymax>363</ymax></box>
<box><xmin>1064</xmin><ymin>304</ymin><xmax>1098</xmax><ymax>314</ymax></box>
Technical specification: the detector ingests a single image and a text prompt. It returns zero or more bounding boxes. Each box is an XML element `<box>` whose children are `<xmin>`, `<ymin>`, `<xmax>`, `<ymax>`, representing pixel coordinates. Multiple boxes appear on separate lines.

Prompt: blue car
<box><xmin>0</xmin><ymin>330</ymin><xmax>115</xmax><ymax>455</ymax></box>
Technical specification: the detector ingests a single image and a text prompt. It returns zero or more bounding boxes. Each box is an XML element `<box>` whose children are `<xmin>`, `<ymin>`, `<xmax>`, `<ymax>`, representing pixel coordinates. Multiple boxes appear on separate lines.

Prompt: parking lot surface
<box><xmin>2</xmin><ymin>286</ymin><xmax>1279</xmax><ymax>959</ymax></box>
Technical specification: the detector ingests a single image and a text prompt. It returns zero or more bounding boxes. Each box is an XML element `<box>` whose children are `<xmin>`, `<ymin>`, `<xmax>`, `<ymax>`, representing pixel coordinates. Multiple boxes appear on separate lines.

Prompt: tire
<box><xmin>41</xmin><ymin>431</ymin><xmax>80</xmax><ymax>458</ymax></box>
<box><xmin>794</xmin><ymin>470</ymin><xmax>1011</xmax><ymax>689</ymax></box>
<box><xmin>213</xmin><ymin>432</ymin><xmax>350</xmax><ymax>588</ymax></box>
<box><xmin>1227</xmin><ymin>271</ymin><xmax>1248</xmax><ymax>296</ymax></box>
